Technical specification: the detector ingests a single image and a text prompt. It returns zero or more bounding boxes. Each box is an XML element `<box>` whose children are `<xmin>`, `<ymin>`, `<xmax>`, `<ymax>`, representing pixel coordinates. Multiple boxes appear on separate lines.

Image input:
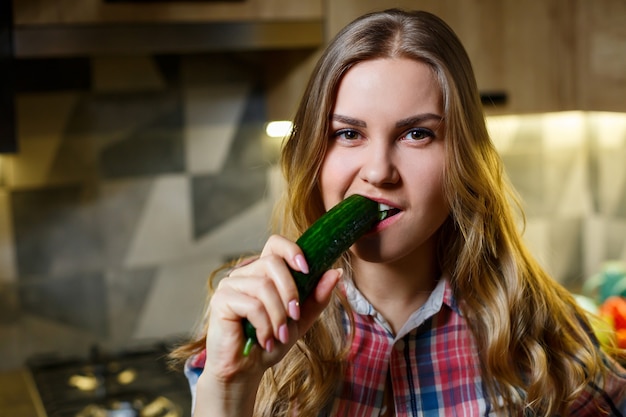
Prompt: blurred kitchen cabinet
<box><xmin>326</xmin><ymin>0</ymin><xmax>579</xmax><ymax>114</ymax></box>
<box><xmin>576</xmin><ymin>0</ymin><xmax>626</xmax><ymax>112</ymax></box>
<box><xmin>11</xmin><ymin>0</ymin><xmax>324</xmax><ymax>57</ymax></box>
<box><xmin>13</xmin><ymin>0</ymin><xmax>322</xmax><ymax>24</ymax></box>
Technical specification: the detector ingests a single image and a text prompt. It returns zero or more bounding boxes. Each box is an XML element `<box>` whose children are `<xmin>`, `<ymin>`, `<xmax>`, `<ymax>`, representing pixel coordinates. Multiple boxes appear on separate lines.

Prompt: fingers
<box><xmin>296</xmin><ymin>268</ymin><xmax>343</xmax><ymax>335</ymax></box>
<box><xmin>218</xmin><ymin>273</ymin><xmax>289</xmax><ymax>350</ymax></box>
<box><xmin>206</xmin><ymin>233</ymin><xmax>342</xmax><ymax>371</ymax></box>
<box><xmin>232</xmin><ymin>234</ymin><xmax>306</xmax><ymax>313</ymax></box>
<box><xmin>216</xmin><ymin>235</ymin><xmax>307</xmax><ymax>350</ymax></box>
<box><xmin>201</xmin><ymin>232</ymin><xmax>344</xmax><ymax>404</ymax></box>
<box><xmin>261</xmin><ymin>234</ymin><xmax>310</xmax><ymax>275</ymax></box>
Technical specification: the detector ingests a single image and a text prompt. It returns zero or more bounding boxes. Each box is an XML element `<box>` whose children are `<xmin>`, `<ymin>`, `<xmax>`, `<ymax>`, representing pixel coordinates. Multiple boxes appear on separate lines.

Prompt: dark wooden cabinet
<box><xmin>12</xmin><ymin>0</ymin><xmax>322</xmax><ymax>24</ymax></box>
<box><xmin>1</xmin><ymin>0</ymin><xmax>17</xmax><ymax>153</ymax></box>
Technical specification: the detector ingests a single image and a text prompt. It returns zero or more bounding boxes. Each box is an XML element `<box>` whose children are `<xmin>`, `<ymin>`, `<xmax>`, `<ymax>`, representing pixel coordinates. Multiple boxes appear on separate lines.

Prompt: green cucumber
<box><xmin>242</xmin><ymin>194</ymin><xmax>383</xmax><ymax>355</ymax></box>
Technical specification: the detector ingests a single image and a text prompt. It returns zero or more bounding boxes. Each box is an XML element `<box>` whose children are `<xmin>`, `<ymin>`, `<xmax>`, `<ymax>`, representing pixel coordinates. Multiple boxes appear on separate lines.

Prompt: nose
<box><xmin>359</xmin><ymin>142</ymin><xmax>399</xmax><ymax>186</ymax></box>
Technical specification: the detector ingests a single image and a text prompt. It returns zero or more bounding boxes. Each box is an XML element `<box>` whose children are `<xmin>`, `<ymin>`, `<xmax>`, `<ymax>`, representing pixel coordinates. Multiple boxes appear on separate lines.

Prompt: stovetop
<box><xmin>27</xmin><ymin>344</ymin><xmax>191</xmax><ymax>417</ymax></box>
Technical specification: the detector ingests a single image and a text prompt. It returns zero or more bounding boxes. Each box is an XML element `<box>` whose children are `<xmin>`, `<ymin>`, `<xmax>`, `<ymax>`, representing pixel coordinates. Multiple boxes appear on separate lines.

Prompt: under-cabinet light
<box><xmin>266</xmin><ymin>121</ymin><xmax>293</xmax><ymax>138</ymax></box>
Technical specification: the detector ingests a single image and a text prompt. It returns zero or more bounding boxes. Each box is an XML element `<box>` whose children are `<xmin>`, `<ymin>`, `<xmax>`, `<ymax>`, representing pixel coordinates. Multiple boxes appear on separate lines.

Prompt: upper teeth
<box><xmin>378</xmin><ymin>203</ymin><xmax>393</xmax><ymax>221</ymax></box>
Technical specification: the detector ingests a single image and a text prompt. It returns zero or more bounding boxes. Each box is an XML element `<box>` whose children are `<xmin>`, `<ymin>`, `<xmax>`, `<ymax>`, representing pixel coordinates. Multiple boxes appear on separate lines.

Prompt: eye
<box><xmin>333</xmin><ymin>129</ymin><xmax>361</xmax><ymax>141</ymax></box>
<box><xmin>402</xmin><ymin>128</ymin><xmax>435</xmax><ymax>142</ymax></box>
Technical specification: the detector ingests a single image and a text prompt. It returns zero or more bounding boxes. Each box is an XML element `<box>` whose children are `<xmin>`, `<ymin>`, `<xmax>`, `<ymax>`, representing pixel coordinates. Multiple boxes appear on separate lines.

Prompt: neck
<box><xmin>351</xmin><ymin>250</ymin><xmax>440</xmax><ymax>334</ymax></box>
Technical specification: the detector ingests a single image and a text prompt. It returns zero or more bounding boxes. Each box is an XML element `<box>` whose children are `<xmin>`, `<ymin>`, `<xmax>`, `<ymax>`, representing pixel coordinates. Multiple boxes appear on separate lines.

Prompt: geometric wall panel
<box><xmin>11</xmin><ymin>184</ymin><xmax>103</xmax><ymax>278</ymax></box>
<box><xmin>98</xmin><ymin>178</ymin><xmax>154</xmax><ymax>267</ymax></box>
<box><xmin>192</xmin><ymin>87</ymin><xmax>267</xmax><ymax>238</ymax></box>
<box><xmin>98</xmin><ymin>93</ymin><xmax>185</xmax><ymax>179</ymax></box>
<box><xmin>18</xmin><ymin>272</ymin><xmax>107</xmax><ymax>335</ymax></box>
<box><xmin>106</xmin><ymin>268</ymin><xmax>156</xmax><ymax>343</ymax></box>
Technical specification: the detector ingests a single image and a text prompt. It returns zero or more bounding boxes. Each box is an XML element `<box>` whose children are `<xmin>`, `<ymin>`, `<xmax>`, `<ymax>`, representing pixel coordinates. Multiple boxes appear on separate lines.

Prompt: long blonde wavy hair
<box><xmin>173</xmin><ymin>9</ymin><xmax>623</xmax><ymax>416</ymax></box>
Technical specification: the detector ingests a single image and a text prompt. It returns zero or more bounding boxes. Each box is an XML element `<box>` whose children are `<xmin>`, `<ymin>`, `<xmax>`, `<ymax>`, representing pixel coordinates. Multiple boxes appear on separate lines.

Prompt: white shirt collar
<box><xmin>342</xmin><ymin>274</ymin><xmax>449</xmax><ymax>340</ymax></box>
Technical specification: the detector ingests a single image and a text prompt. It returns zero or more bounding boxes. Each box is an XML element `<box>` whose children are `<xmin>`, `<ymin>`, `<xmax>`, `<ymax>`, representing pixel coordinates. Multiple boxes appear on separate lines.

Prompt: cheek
<box><xmin>319</xmin><ymin>150</ymin><xmax>356</xmax><ymax>207</ymax></box>
<box><xmin>429</xmin><ymin>169</ymin><xmax>448</xmax><ymax>211</ymax></box>
<box><xmin>409</xmin><ymin>158</ymin><xmax>447</xmax><ymax>206</ymax></box>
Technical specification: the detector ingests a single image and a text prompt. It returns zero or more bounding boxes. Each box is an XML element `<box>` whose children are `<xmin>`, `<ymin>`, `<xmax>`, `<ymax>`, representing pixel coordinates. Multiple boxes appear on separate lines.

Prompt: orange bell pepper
<box><xmin>599</xmin><ymin>296</ymin><xmax>626</xmax><ymax>332</ymax></box>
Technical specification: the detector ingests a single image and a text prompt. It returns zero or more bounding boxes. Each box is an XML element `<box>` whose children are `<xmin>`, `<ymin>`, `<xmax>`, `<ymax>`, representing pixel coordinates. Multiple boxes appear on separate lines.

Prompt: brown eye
<box><xmin>404</xmin><ymin>128</ymin><xmax>434</xmax><ymax>142</ymax></box>
<box><xmin>335</xmin><ymin>129</ymin><xmax>360</xmax><ymax>141</ymax></box>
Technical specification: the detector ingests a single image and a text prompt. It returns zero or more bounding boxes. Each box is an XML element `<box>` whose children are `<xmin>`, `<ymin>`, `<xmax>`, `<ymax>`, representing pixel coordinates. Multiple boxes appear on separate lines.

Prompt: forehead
<box><xmin>333</xmin><ymin>58</ymin><xmax>443</xmax><ymax>115</ymax></box>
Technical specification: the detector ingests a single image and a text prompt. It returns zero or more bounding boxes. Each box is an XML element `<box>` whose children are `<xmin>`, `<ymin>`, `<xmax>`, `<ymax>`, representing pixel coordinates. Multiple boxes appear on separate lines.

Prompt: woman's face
<box><xmin>319</xmin><ymin>57</ymin><xmax>450</xmax><ymax>264</ymax></box>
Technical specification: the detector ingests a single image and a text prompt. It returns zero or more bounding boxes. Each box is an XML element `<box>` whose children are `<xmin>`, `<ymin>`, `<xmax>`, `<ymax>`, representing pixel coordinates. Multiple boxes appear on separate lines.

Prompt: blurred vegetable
<box><xmin>575</xmin><ymin>294</ymin><xmax>616</xmax><ymax>349</ymax></box>
<box><xmin>598</xmin><ymin>296</ymin><xmax>626</xmax><ymax>349</ymax></box>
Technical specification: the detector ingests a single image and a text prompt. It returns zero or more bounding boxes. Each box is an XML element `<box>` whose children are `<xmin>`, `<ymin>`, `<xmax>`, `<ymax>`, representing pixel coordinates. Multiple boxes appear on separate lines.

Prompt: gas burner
<box><xmin>76</xmin><ymin>395</ymin><xmax>182</xmax><ymax>417</ymax></box>
<box><xmin>68</xmin><ymin>372</ymin><xmax>101</xmax><ymax>392</ymax></box>
<box><xmin>68</xmin><ymin>363</ymin><xmax>138</xmax><ymax>393</ymax></box>
<box><xmin>27</xmin><ymin>343</ymin><xmax>191</xmax><ymax>417</ymax></box>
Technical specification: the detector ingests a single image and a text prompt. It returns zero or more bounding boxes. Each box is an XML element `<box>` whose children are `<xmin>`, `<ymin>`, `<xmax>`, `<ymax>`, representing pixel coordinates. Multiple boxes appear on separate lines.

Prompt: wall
<box><xmin>0</xmin><ymin>53</ymin><xmax>283</xmax><ymax>370</ymax></box>
<box><xmin>487</xmin><ymin>112</ymin><xmax>626</xmax><ymax>285</ymax></box>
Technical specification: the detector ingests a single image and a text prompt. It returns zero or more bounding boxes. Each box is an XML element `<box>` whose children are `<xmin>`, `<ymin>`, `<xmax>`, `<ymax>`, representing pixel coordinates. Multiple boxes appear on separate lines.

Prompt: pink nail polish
<box><xmin>295</xmin><ymin>254</ymin><xmax>309</xmax><ymax>274</ymax></box>
<box><xmin>265</xmin><ymin>339</ymin><xmax>274</xmax><ymax>353</ymax></box>
<box><xmin>288</xmin><ymin>299</ymin><xmax>300</xmax><ymax>320</ymax></box>
<box><xmin>278</xmin><ymin>324</ymin><xmax>289</xmax><ymax>344</ymax></box>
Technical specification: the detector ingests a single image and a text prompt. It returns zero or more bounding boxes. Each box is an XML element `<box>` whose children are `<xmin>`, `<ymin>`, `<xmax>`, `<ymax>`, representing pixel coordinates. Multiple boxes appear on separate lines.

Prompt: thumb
<box><xmin>296</xmin><ymin>268</ymin><xmax>343</xmax><ymax>336</ymax></box>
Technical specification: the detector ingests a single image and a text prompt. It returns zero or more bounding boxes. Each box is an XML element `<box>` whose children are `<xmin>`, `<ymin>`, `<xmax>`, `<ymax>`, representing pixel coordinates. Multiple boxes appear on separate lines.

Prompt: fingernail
<box><xmin>336</xmin><ymin>268</ymin><xmax>344</xmax><ymax>279</ymax></box>
<box><xmin>295</xmin><ymin>254</ymin><xmax>309</xmax><ymax>274</ymax></box>
<box><xmin>278</xmin><ymin>324</ymin><xmax>289</xmax><ymax>344</ymax></box>
<box><xmin>288</xmin><ymin>299</ymin><xmax>300</xmax><ymax>320</ymax></box>
<box><xmin>265</xmin><ymin>339</ymin><xmax>274</xmax><ymax>353</ymax></box>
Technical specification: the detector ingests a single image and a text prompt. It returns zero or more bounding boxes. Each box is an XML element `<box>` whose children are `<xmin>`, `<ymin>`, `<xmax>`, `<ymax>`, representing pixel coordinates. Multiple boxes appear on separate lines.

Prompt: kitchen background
<box><xmin>1</xmin><ymin>0</ymin><xmax>626</xmax><ymax>376</ymax></box>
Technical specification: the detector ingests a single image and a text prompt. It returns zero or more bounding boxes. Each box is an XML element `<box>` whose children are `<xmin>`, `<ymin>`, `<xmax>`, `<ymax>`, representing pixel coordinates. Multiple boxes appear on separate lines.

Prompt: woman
<box><xmin>171</xmin><ymin>9</ymin><xmax>626</xmax><ymax>416</ymax></box>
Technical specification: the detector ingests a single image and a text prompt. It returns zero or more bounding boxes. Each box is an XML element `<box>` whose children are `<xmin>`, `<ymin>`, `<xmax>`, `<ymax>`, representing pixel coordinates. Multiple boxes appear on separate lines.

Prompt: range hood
<box><xmin>11</xmin><ymin>0</ymin><xmax>324</xmax><ymax>58</ymax></box>
<box><xmin>13</xmin><ymin>19</ymin><xmax>324</xmax><ymax>58</ymax></box>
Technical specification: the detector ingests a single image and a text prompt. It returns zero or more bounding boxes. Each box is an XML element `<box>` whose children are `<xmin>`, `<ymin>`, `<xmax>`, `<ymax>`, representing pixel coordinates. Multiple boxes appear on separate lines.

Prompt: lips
<box><xmin>378</xmin><ymin>203</ymin><xmax>401</xmax><ymax>221</ymax></box>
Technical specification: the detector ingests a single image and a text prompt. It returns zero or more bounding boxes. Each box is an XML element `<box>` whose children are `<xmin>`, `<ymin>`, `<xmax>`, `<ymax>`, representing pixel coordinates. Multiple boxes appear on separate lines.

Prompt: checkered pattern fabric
<box><xmin>326</xmin><ymin>277</ymin><xmax>626</xmax><ymax>416</ymax></box>
<box><xmin>185</xmin><ymin>278</ymin><xmax>626</xmax><ymax>416</ymax></box>
<box><xmin>327</xmin><ymin>278</ymin><xmax>491</xmax><ymax>416</ymax></box>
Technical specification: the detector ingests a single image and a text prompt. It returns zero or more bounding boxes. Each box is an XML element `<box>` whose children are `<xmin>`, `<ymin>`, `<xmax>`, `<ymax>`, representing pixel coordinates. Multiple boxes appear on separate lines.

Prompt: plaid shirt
<box><xmin>325</xmin><ymin>277</ymin><xmax>490</xmax><ymax>416</ymax></box>
<box><xmin>185</xmin><ymin>277</ymin><xmax>626</xmax><ymax>416</ymax></box>
<box><xmin>325</xmin><ymin>277</ymin><xmax>626</xmax><ymax>416</ymax></box>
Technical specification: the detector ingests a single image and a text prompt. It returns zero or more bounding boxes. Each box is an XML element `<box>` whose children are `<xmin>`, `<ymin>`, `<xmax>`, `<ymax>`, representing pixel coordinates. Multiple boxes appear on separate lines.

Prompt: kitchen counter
<box><xmin>0</xmin><ymin>369</ymin><xmax>44</xmax><ymax>417</ymax></box>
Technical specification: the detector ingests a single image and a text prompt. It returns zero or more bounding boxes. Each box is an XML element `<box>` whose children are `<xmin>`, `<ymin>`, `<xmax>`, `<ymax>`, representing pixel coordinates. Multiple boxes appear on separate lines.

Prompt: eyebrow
<box><xmin>331</xmin><ymin>114</ymin><xmax>366</xmax><ymax>127</ymax></box>
<box><xmin>331</xmin><ymin>113</ymin><xmax>443</xmax><ymax>128</ymax></box>
<box><xmin>395</xmin><ymin>113</ymin><xmax>443</xmax><ymax>128</ymax></box>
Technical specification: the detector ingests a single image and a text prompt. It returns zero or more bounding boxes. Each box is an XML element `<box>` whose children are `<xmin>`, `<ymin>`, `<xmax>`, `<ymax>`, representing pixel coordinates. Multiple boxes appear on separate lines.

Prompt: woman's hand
<box><xmin>194</xmin><ymin>234</ymin><xmax>341</xmax><ymax>417</ymax></box>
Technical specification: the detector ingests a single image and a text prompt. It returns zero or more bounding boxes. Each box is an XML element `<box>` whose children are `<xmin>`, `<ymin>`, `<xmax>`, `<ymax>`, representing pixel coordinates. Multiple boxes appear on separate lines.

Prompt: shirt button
<box><xmin>394</xmin><ymin>340</ymin><xmax>405</xmax><ymax>351</ymax></box>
